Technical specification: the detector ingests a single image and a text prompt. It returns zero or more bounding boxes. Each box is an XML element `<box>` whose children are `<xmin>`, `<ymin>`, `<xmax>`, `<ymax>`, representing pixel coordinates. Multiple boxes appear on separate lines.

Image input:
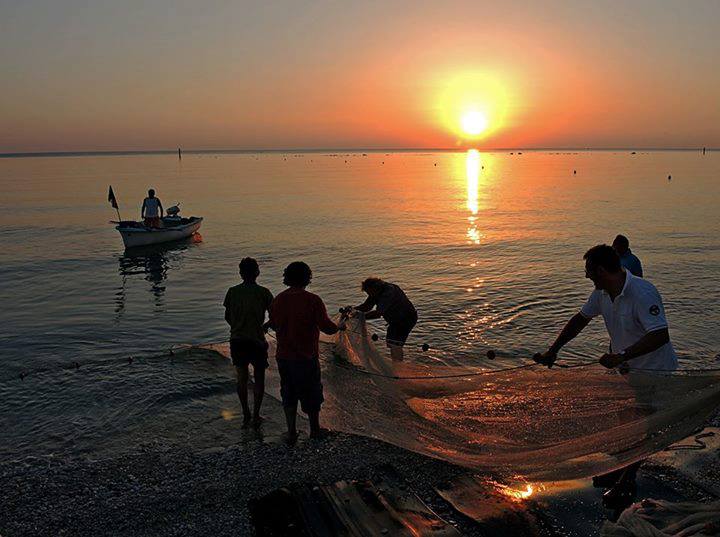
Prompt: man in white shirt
<box><xmin>141</xmin><ymin>189</ymin><xmax>163</xmax><ymax>228</ymax></box>
<box><xmin>536</xmin><ymin>244</ymin><xmax>677</xmax><ymax>372</ymax></box>
<box><xmin>535</xmin><ymin>244</ymin><xmax>678</xmax><ymax>509</ymax></box>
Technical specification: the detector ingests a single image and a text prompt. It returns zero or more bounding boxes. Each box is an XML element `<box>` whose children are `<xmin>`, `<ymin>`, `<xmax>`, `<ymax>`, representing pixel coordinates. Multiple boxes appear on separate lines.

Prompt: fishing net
<box><xmin>202</xmin><ymin>315</ymin><xmax>720</xmax><ymax>483</ymax></box>
<box><xmin>601</xmin><ymin>499</ymin><xmax>720</xmax><ymax>537</ymax></box>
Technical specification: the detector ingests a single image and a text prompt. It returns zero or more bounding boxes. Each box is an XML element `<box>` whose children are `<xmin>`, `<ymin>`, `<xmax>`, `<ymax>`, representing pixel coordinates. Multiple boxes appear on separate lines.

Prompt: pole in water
<box><xmin>178</xmin><ymin>147</ymin><xmax>182</xmax><ymax>160</ymax></box>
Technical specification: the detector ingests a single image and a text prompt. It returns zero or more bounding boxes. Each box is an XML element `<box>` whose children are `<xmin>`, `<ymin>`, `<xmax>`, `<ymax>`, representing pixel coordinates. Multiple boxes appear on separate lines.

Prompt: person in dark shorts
<box><xmin>223</xmin><ymin>257</ymin><xmax>273</xmax><ymax>429</ymax></box>
<box><xmin>354</xmin><ymin>277</ymin><xmax>417</xmax><ymax>361</ymax></box>
<box><xmin>267</xmin><ymin>261</ymin><xmax>340</xmax><ymax>443</ymax></box>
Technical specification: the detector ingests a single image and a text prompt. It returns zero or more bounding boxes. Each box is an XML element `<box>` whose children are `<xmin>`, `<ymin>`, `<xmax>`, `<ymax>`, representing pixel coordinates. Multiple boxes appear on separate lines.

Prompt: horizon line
<box><xmin>0</xmin><ymin>146</ymin><xmax>716</xmax><ymax>159</ymax></box>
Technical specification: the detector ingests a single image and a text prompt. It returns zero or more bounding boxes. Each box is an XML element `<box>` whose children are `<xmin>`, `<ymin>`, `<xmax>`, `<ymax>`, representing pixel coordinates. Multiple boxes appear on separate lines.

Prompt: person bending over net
<box><xmin>535</xmin><ymin>244</ymin><xmax>678</xmax><ymax>511</ymax></box>
<box><xmin>354</xmin><ymin>277</ymin><xmax>417</xmax><ymax>362</ymax></box>
<box><xmin>266</xmin><ymin>262</ymin><xmax>341</xmax><ymax>444</ymax></box>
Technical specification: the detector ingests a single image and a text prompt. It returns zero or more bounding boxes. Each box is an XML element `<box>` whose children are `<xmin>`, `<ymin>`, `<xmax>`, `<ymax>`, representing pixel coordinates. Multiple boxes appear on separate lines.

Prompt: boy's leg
<box><xmin>278</xmin><ymin>359</ymin><xmax>298</xmax><ymax>442</ymax></box>
<box><xmin>308</xmin><ymin>410</ymin><xmax>322</xmax><ymax>437</ymax></box>
<box><xmin>235</xmin><ymin>365</ymin><xmax>251</xmax><ymax>426</ymax></box>
<box><xmin>252</xmin><ymin>365</ymin><xmax>265</xmax><ymax>426</ymax></box>
<box><xmin>283</xmin><ymin>403</ymin><xmax>298</xmax><ymax>439</ymax></box>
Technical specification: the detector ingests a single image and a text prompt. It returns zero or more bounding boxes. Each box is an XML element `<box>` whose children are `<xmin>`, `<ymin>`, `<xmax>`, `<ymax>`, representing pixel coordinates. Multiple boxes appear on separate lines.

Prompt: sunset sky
<box><xmin>2</xmin><ymin>0</ymin><xmax>719</xmax><ymax>153</ymax></box>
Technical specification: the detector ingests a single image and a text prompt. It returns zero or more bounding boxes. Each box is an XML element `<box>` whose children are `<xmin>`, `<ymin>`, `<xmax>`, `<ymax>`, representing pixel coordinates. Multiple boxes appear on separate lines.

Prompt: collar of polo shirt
<box><xmin>601</xmin><ymin>268</ymin><xmax>632</xmax><ymax>298</ymax></box>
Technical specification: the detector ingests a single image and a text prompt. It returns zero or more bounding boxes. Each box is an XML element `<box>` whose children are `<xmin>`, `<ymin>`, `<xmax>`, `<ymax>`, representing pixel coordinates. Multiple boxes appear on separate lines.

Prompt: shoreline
<box><xmin>3</xmin><ymin>396</ymin><xmax>719</xmax><ymax>537</ymax></box>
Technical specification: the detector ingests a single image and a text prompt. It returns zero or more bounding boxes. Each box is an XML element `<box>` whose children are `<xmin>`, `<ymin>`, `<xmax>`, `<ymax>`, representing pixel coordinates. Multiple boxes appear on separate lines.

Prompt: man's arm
<box><xmin>536</xmin><ymin>312</ymin><xmax>591</xmax><ymax>365</ymax></box>
<box><xmin>363</xmin><ymin>310</ymin><xmax>382</xmax><ymax>320</ymax></box>
<box><xmin>223</xmin><ymin>290</ymin><xmax>232</xmax><ymax>325</ymax></box>
<box><xmin>141</xmin><ymin>199</ymin><xmax>146</xmax><ymax>219</ymax></box>
<box><xmin>354</xmin><ymin>296</ymin><xmax>375</xmax><ymax>312</ymax></box>
<box><xmin>599</xmin><ymin>328</ymin><xmax>669</xmax><ymax>368</ymax></box>
<box><xmin>317</xmin><ymin>300</ymin><xmax>339</xmax><ymax>335</ymax></box>
<box><xmin>158</xmin><ymin>199</ymin><xmax>164</xmax><ymax>216</ymax></box>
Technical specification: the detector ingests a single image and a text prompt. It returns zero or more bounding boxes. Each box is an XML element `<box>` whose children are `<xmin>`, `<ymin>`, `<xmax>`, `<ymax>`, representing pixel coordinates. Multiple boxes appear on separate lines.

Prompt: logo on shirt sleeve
<box><xmin>649</xmin><ymin>305</ymin><xmax>660</xmax><ymax>316</ymax></box>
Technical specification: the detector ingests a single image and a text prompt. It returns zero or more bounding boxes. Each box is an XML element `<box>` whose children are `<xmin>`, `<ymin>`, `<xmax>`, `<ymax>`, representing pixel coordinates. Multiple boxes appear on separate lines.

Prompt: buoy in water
<box><xmin>486</xmin><ymin>350</ymin><xmax>496</xmax><ymax>360</ymax></box>
<box><xmin>372</xmin><ymin>334</ymin><xmax>379</xmax><ymax>341</ymax></box>
<box><xmin>422</xmin><ymin>343</ymin><xmax>430</xmax><ymax>352</ymax></box>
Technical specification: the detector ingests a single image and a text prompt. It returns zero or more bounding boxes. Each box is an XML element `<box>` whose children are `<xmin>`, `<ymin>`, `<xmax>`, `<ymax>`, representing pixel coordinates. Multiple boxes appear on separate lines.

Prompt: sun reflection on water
<box><xmin>466</xmin><ymin>149</ymin><xmax>482</xmax><ymax>244</ymax></box>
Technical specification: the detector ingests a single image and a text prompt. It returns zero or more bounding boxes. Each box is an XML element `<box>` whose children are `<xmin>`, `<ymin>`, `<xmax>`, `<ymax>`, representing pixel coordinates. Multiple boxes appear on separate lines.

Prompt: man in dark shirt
<box><xmin>354</xmin><ymin>277</ymin><xmax>417</xmax><ymax>361</ymax></box>
<box><xmin>223</xmin><ymin>258</ymin><xmax>273</xmax><ymax>429</ymax></box>
<box><xmin>613</xmin><ymin>234</ymin><xmax>643</xmax><ymax>277</ymax></box>
<box><xmin>267</xmin><ymin>262</ymin><xmax>339</xmax><ymax>443</ymax></box>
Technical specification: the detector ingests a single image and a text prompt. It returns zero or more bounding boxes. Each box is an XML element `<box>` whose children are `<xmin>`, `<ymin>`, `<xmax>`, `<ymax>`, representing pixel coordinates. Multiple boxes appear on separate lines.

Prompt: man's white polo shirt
<box><xmin>580</xmin><ymin>270</ymin><xmax>678</xmax><ymax>371</ymax></box>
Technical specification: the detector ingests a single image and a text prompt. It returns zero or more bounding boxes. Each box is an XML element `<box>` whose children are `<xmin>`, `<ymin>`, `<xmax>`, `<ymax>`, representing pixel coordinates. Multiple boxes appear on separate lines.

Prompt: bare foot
<box><xmin>241</xmin><ymin>415</ymin><xmax>252</xmax><ymax>429</ymax></box>
<box><xmin>309</xmin><ymin>428</ymin><xmax>331</xmax><ymax>440</ymax></box>
<box><xmin>252</xmin><ymin>416</ymin><xmax>264</xmax><ymax>430</ymax></box>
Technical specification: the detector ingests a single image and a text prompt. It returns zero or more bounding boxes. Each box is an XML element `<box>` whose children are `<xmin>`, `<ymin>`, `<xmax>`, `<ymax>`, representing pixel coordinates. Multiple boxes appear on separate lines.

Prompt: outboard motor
<box><xmin>164</xmin><ymin>204</ymin><xmax>182</xmax><ymax>225</ymax></box>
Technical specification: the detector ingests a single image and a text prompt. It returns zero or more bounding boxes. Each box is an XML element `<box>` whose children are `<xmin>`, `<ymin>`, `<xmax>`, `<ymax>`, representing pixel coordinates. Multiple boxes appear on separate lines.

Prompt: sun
<box><xmin>461</xmin><ymin>110</ymin><xmax>489</xmax><ymax>136</ymax></box>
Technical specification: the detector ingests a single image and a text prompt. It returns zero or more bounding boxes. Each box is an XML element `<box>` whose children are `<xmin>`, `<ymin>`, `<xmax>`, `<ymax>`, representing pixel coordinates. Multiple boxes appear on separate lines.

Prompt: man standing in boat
<box><xmin>224</xmin><ymin>257</ymin><xmax>274</xmax><ymax>429</ymax></box>
<box><xmin>141</xmin><ymin>189</ymin><xmax>163</xmax><ymax>228</ymax></box>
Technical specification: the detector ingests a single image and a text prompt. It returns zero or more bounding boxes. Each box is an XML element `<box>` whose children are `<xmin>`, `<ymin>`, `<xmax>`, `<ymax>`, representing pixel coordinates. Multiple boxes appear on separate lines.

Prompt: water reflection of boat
<box><xmin>115</xmin><ymin>236</ymin><xmax>201</xmax><ymax>314</ymax></box>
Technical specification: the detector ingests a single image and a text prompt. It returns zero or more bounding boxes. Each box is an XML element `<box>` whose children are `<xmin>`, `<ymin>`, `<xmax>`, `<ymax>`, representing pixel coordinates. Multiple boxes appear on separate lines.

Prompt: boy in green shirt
<box><xmin>223</xmin><ymin>258</ymin><xmax>274</xmax><ymax>429</ymax></box>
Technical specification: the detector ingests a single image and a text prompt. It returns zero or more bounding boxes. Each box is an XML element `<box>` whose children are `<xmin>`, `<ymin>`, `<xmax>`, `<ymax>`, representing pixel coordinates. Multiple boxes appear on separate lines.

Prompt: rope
<box><xmin>665</xmin><ymin>431</ymin><xmax>716</xmax><ymax>451</ymax></box>
<box><xmin>8</xmin><ymin>331</ymin><xmax>720</xmax><ymax>383</ymax></box>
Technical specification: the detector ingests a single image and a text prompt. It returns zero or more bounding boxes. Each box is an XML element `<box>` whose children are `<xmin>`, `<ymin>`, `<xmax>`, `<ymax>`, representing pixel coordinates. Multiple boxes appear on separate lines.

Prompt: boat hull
<box><xmin>117</xmin><ymin>217</ymin><xmax>203</xmax><ymax>248</ymax></box>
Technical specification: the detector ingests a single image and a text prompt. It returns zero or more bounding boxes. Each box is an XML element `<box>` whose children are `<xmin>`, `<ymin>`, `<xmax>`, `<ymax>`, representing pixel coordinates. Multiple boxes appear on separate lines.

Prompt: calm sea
<box><xmin>1</xmin><ymin>150</ymin><xmax>719</xmax><ymax>461</ymax></box>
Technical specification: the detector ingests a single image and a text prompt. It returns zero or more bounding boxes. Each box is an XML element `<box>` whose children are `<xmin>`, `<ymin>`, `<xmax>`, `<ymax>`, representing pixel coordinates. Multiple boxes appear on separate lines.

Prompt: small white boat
<box><xmin>115</xmin><ymin>215</ymin><xmax>203</xmax><ymax>248</ymax></box>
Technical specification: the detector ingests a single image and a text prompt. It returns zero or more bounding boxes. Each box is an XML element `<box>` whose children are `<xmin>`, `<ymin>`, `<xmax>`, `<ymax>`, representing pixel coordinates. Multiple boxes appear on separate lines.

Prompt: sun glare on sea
<box><xmin>461</xmin><ymin>110</ymin><xmax>489</xmax><ymax>136</ymax></box>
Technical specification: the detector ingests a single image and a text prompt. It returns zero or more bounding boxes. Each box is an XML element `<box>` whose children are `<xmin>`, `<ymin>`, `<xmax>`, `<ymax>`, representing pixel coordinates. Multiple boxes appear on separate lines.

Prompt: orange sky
<box><xmin>1</xmin><ymin>1</ymin><xmax>719</xmax><ymax>152</ymax></box>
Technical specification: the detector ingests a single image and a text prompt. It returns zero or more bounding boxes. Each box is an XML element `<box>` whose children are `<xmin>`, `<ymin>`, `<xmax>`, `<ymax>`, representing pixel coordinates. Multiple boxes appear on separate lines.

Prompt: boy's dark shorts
<box><xmin>386</xmin><ymin>314</ymin><xmax>418</xmax><ymax>347</ymax></box>
<box><xmin>277</xmin><ymin>358</ymin><xmax>324</xmax><ymax>413</ymax></box>
<box><xmin>230</xmin><ymin>338</ymin><xmax>269</xmax><ymax>369</ymax></box>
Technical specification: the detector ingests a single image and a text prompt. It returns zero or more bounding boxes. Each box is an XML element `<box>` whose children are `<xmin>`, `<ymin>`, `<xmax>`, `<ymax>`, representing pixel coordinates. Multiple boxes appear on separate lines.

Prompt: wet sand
<box><xmin>2</xmin><ymin>395</ymin><xmax>718</xmax><ymax>537</ymax></box>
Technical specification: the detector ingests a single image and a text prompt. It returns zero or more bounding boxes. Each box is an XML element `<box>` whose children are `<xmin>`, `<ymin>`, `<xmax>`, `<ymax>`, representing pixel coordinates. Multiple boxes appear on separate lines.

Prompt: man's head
<box><xmin>612</xmin><ymin>234</ymin><xmax>630</xmax><ymax>256</ymax></box>
<box><xmin>361</xmin><ymin>277</ymin><xmax>385</xmax><ymax>298</ymax></box>
<box><xmin>283</xmin><ymin>261</ymin><xmax>312</xmax><ymax>288</ymax></box>
<box><xmin>239</xmin><ymin>257</ymin><xmax>260</xmax><ymax>282</ymax></box>
<box><xmin>584</xmin><ymin>244</ymin><xmax>622</xmax><ymax>290</ymax></box>
<box><xmin>148</xmin><ymin>189</ymin><xmax>156</xmax><ymax>198</ymax></box>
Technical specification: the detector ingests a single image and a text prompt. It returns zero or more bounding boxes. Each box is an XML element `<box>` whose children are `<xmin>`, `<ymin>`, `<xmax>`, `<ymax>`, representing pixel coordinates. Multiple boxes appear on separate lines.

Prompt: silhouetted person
<box><xmin>355</xmin><ymin>278</ymin><xmax>417</xmax><ymax>361</ymax></box>
<box><xmin>535</xmin><ymin>244</ymin><xmax>677</xmax><ymax>509</ymax></box>
<box><xmin>224</xmin><ymin>258</ymin><xmax>273</xmax><ymax>429</ymax></box>
<box><xmin>141</xmin><ymin>189</ymin><xmax>163</xmax><ymax>228</ymax></box>
<box><xmin>267</xmin><ymin>262</ymin><xmax>339</xmax><ymax>443</ymax></box>
<box><xmin>612</xmin><ymin>234</ymin><xmax>643</xmax><ymax>277</ymax></box>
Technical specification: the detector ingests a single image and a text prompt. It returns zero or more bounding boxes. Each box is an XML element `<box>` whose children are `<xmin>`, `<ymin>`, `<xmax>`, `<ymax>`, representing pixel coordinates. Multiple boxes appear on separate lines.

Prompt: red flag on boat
<box><xmin>108</xmin><ymin>185</ymin><xmax>118</xmax><ymax>209</ymax></box>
